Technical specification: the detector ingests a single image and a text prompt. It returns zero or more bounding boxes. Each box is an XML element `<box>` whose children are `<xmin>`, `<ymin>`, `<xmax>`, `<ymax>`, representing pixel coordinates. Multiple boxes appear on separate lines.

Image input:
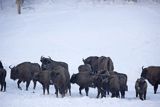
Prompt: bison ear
<box><xmin>82</xmin><ymin>58</ymin><xmax>85</xmax><ymax>63</ymax></box>
<box><xmin>9</xmin><ymin>65</ymin><xmax>12</xmax><ymax>69</ymax></box>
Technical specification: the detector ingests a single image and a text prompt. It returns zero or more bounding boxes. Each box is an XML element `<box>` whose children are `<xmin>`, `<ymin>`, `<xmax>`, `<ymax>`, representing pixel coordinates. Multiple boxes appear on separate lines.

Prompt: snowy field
<box><xmin>0</xmin><ymin>0</ymin><xmax>160</xmax><ymax>107</ymax></box>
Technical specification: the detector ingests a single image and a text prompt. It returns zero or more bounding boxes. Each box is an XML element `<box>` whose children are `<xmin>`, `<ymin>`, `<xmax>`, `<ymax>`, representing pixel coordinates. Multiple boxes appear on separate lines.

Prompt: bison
<box><xmin>93</xmin><ymin>71</ymin><xmax>110</xmax><ymax>98</ymax></box>
<box><xmin>70</xmin><ymin>72</ymin><xmax>95</xmax><ymax>96</ymax></box>
<box><xmin>33</xmin><ymin>70</ymin><xmax>52</xmax><ymax>95</ymax></box>
<box><xmin>0</xmin><ymin>61</ymin><xmax>6</xmax><ymax>92</ymax></box>
<box><xmin>50</xmin><ymin>66</ymin><xmax>71</xmax><ymax>97</ymax></box>
<box><xmin>141</xmin><ymin>66</ymin><xmax>160</xmax><ymax>94</ymax></box>
<box><xmin>10</xmin><ymin>62</ymin><xmax>41</xmax><ymax>90</ymax></box>
<box><xmin>108</xmin><ymin>73</ymin><xmax>120</xmax><ymax>98</ymax></box>
<box><xmin>112</xmin><ymin>71</ymin><xmax>128</xmax><ymax>98</ymax></box>
<box><xmin>135</xmin><ymin>77</ymin><xmax>147</xmax><ymax>100</ymax></box>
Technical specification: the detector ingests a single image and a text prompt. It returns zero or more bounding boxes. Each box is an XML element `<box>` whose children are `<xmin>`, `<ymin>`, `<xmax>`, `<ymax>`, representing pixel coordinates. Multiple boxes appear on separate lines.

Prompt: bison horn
<box><xmin>41</xmin><ymin>56</ymin><xmax>44</xmax><ymax>59</ymax></box>
<box><xmin>9</xmin><ymin>65</ymin><xmax>12</xmax><ymax>69</ymax></box>
<box><xmin>142</xmin><ymin>66</ymin><xmax>144</xmax><ymax>70</ymax></box>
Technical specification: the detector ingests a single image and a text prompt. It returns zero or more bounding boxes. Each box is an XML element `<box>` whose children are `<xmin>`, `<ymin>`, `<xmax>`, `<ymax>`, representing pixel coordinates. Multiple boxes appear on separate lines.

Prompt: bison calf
<box><xmin>135</xmin><ymin>77</ymin><xmax>147</xmax><ymax>100</ymax></box>
<box><xmin>33</xmin><ymin>70</ymin><xmax>51</xmax><ymax>95</ymax></box>
<box><xmin>70</xmin><ymin>72</ymin><xmax>95</xmax><ymax>96</ymax></box>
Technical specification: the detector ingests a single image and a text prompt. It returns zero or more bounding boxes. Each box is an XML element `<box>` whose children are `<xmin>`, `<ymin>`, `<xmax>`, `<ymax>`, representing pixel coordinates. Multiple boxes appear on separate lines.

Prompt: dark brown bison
<box><xmin>0</xmin><ymin>61</ymin><xmax>6</xmax><ymax>92</ymax></box>
<box><xmin>33</xmin><ymin>70</ymin><xmax>52</xmax><ymax>95</ymax></box>
<box><xmin>135</xmin><ymin>77</ymin><xmax>147</xmax><ymax>100</ymax></box>
<box><xmin>108</xmin><ymin>73</ymin><xmax>120</xmax><ymax>98</ymax></box>
<box><xmin>141</xmin><ymin>66</ymin><xmax>160</xmax><ymax>94</ymax></box>
<box><xmin>97</xmin><ymin>56</ymin><xmax>114</xmax><ymax>72</ymax></box>
<box><xmin>70</xmin><ymin>72</ymin><xmax>95</xmax><ymax>96</ymax></box>
<box><xmin>83</xmin><ymin>56</ymin><xmax>99</xmax><ymax>74</ymax></box>
<box><xmin>93</xmin><ymin>71</ymin><xmax>110</xmax><ymax>98</ymax></box>
<box><xmin>112</xmin><ymin>71</ymin><xmax>128</xmax><ymax>98</ymax></box>
<box><xmin>10</xmin><ymin>62</ymin><xmax>41</xmax><ymax>90</ymax></box>
<box><xmin>50</xmin><ymin>66</ymin><xmax>71</xmax><ymax>97</ymax></box>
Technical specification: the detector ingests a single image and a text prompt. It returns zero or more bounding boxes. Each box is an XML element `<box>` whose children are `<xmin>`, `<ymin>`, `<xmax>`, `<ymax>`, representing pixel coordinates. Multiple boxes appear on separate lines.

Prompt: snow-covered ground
<box><xmin>0</xmin><ymin>0</ymin><xmax>160</xmax><ymax>107</ymax></box>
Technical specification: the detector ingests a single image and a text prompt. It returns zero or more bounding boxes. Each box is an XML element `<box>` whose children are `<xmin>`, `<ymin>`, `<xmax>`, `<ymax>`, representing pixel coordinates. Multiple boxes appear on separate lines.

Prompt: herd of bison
<box><xmin>0</xmin><ymin>56</ymin><xmax>160</xmax><ymax>101</ymax></box>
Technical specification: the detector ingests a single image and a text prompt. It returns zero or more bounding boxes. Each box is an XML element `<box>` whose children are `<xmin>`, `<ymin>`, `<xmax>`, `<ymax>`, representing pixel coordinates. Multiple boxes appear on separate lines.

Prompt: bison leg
<box><xmin>120</xmin><ymin>91</ymin><xmax>125</xmax><ymax>98</ymax></box>
<box><xmin>33</xmin><ymin>80</ymin><xmax>37</xmax><ymax>90</ymax></box>
<box><xmin>139</xmin><ymin>93</ymin><xmax>143</xmax><ymax>100</ymax></box>
<box><xmin>85</xmin><ymin>87</ymin><xmax>89</xmax><ymax>96</ymax></box>
<box><xmin>79</xmin><ymin>87</ymin><xmax>83</xmax><ymax>95</ymax></box>
<box><xmin>68</xmin><ymin>84</ymin><xmax>71</xmax><ymax>96</ymax></box>
<box><xmin>0</xmin><ymin>83</ymin><xmax>2</xmax><ymax>91</ymax></box>
<box><xmin>154</xmin><ymin>83</ymin><xmax>158</xmax><ymax>94</ymax></box>
<box><xmin>101</xmin><ymin>90</ymin><xmax>106</xmax><ymax>98</ymax></box>
<box><xmin>3</xmin><ymin>82</ymin><xmax>6</xmax><ymax>92</ymax></box>
<box><xmin>42</xmin><ymin>85</ymin><xmax>45</xmax><ymax>95</ymax></box>
<box><xmin>47</xmin><ymin>85</ymin><xmax>50</xmax><ymax>95</ymax></box>
<box><xmin>96</xmin><ymin>88</ymin><xmax>101</xmax><ymax>98</ymax></box>
<box><xmin>55</xmin><ymin>86</ymin><xmax>58</xmax><ymax>97</ymax></box>
<box><xmin>144</xmin><ymin>91</ymin><xmax>147</xmax><ymax>100</ymax></box>
<box><xmin>26</xmin><ymin>81</ymin><xmax>31</xmax><ymax>91</ymax></box>
<box><xmin>17</xmin><ymin>80</ymin><xmax>22</xmax><ymax>90</ymax></box>
<box><xmin>111</xmin><ymin>92</ymin><xmax>115</xmax><ymax>98</ymax></box>
<box><xmin>136</xmin><ymin>91</ymin><xmax>138</xmax><ymax>97</ymax></box>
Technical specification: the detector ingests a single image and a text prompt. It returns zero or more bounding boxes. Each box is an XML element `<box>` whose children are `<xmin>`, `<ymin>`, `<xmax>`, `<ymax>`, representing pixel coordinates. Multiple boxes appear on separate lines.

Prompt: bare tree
<box><xmin>0</xmin><ymin>0</ymin><xmax>3</xmax><ymax>10</ymax></box>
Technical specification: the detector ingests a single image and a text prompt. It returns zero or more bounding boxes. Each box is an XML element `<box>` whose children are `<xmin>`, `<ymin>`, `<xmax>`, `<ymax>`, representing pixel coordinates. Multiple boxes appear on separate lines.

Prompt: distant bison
<box><xmin>50</xmin><ymin>66</ymin><xmax>71</xmax><ymax>97</ymax></box>
<box><xmin>0</xmin><ymin>61</ymin><xmax>6</xmax><ymax>92</ymax></box>
<box><xmin>112</xmin><ymin>71</ymin><xmax>128</xmax><ymax>98</ymax></box>
<box><xmin>108</xmin><ymin>73</ymin><xmax>120</xmax><ymax>98</ymax></box>
<box><xmin>33</xmin><ymin>70</ymin><xmax>51</xmax><ymax>95</ymax></box>
<box><xmin>141</xmin><ymin>66</ymin><xmax>160</xmax><ymax>94</ymax></box>
<box><xmin>93</xmin><ymin>71</ymin><xmax>110</xmax><ymax>98</ymax></box>
<box><xmin>135</xmin><ymin>77</ymin><xmax>147</xmax><ymax>100</ymax></box>
<box><xmin>10</xmin><ymin>62</ymin><xmax>41</xmax><ymax>90</ymax></box>
<box><xmin>40</xmin><ymin>56</ymin><xmax>71</xmax><ymax>97</ymax></box>
<box><xmin>70</xmin><ymin>72</ymin><xmax>95</xmax><ymax>96</ymax></box>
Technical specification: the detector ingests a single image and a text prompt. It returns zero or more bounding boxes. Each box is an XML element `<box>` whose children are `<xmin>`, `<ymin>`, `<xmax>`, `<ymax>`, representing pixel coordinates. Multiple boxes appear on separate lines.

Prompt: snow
<box><xmin>0</xmin><ymin>0</ymin><xmax>160</xmax><ymax>107</ymax></box>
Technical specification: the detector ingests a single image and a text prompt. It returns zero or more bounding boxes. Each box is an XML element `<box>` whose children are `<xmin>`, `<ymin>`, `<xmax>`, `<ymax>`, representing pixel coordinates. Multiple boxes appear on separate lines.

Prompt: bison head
<box><xmin>10</xmin><ymin>66</ymin><xmax>19</xmax><ymax>80</ymax></box>
<box><xmin>40</xmin><ymin>56</ymin><xmax>53</xmax><ymax>70</ymax></box>
<box><xmin>70</xmin><ymin>74</ymin><xmax>77</xmax><ymax>84</ymax></box>
<box><xmin>141</xmin><ymin>66</ymin><xmax>148</xmax><ymax>79</ymax></box>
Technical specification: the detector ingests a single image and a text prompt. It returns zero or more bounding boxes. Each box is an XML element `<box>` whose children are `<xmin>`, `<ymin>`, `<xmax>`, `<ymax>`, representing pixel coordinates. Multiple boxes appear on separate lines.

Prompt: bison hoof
<box><xmin>18</xmin><ymin>87</ymin><xmax>22</xmax><ymax>90</ymax></box>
